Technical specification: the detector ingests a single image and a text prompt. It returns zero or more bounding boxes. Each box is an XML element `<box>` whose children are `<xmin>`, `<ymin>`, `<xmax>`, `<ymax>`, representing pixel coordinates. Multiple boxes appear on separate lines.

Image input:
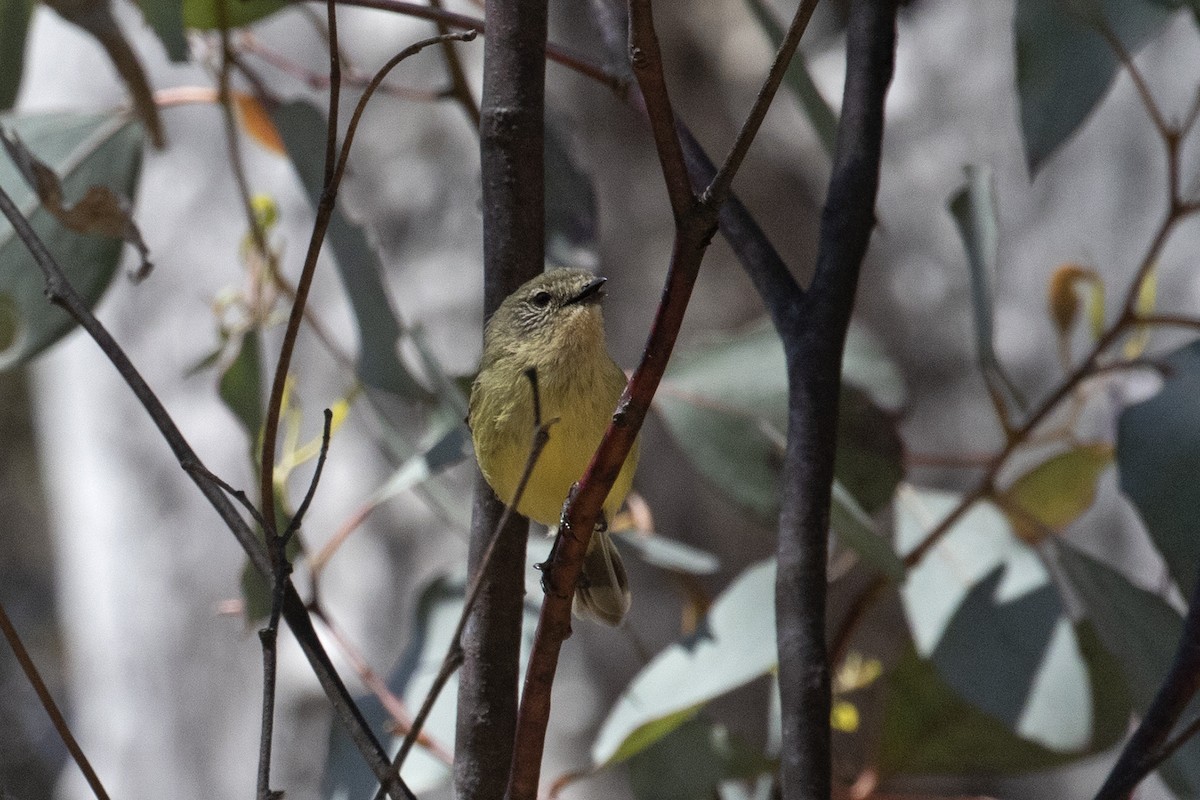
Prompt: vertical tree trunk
<box><xmin>454</xmin><ymin>0</ymin><xmax>548</xmax><ymax>797</ymax></box>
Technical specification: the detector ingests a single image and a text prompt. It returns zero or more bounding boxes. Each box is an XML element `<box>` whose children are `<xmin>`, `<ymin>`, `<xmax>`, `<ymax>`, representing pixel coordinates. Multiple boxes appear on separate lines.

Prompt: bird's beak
<box><xmin>565</xmin><ymin>276</ymin><xmax>607</xmax><ymax>306</ymax></box>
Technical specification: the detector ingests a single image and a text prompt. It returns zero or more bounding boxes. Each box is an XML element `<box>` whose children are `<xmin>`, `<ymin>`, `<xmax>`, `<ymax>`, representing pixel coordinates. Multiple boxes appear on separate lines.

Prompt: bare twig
<box><xmin>257</xmin><ymin>408</ymin><xmax>333</xmax><ymax>799</ymax></box>
<box><xmin>373</xmin><ymin>372</ymin><xmax>556</xmax><ymax>800</ymax></box>
<box><xmin>0</xmin><ymin>601</ymin><xmax>111</xmax><ymax>800</ymax></box>
<box><xmin>0</xmin><ymin>184</ymin><xmax>413</xmax><ymax>799</ymax></box>
<box><xmin>429</xmin><ymin>0</ymin><xmax>481</xmax><ymax>126</ymax></box>
<box><xmin>702</xmin><ymin>0</ymin><xmax>819</xmax><ymax>209</ymax></box>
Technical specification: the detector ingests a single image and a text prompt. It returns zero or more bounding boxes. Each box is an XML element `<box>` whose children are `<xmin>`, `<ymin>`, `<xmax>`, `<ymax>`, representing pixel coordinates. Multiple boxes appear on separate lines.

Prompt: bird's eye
<box><xmin>531</xmin><ymin>290</ymin><xmax>552</xmax><ymax>308</ymax></box>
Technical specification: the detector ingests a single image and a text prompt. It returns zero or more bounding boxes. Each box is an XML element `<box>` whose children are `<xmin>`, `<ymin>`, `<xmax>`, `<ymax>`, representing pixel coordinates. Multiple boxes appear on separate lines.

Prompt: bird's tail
<box><xmin>573</xmin><ymin>528</ymin><xmax>631</xmax><ymax>626</ymax></box>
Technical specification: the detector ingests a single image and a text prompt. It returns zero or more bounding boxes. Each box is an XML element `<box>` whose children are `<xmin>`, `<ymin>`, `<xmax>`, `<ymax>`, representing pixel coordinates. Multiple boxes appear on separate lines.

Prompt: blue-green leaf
<box><xmin>271</xmin><ymin>100</ymin><xmax>431</xmax><ymax>402</ymax></box>
<box><xmin>1055</xmin><ymin>541</ymin><xmax>1200</xmax><ymax>796</ymax></box>
<box><xmin>1117</xmin><ymin>338</ymin><xmax>1200</xmax><ymax>595</ymax></box>
<box><xmin>1014</xmin><ymin>0</ymin><xmax>1182</xmax><ymax>174</ymax></box>
<box><xmin>655</xmin><ymin>320</ymin><xmax>905</xmax><ymax>523</ymax></box>
<box><xmin>0</xmin><ymin>0</ymin><xmax>32</xmax><ymax>110</ymax></box>
<box><xmin>627</xmin><ymin>717</ymin><xmax>774</xmax><ymax>800</ymax></box>
<box><xmin>592</xmin><ymin>560</ymin><xmax>776</xmax><ymax>767</ymax></box>
<box><xmin>896</xmin><ymin>488</ymin><xmax>1117</xmax><ymax>754</ymax></box>
<box><xmin>138</xmin><ymin>0</ymin><xmax>188</xmax><ymax>61</ymax></box>
<box><xmin>0</xmin><ymin>111</ymin><xmax>144</xmax><ymax>371</ymax></box>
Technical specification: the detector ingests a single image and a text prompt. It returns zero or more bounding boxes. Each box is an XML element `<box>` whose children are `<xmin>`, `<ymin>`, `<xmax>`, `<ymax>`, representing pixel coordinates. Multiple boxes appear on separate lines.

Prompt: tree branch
<box><xmin>0</xmin><ymin>185</ymin><xmax>414</xmax><ymax>800</ymax></box>
<box><xmin>454</xmin><ymin>0</ymin><xmax>549</xmax><ymax>796</ymax></box>
<box><xmin>773</xmin><ymin>2</ymin><xmax>897</xmax><ymax>799</ymax></box>
<box><xmin>1094</xmin><ymin>566</ymin><xmax>1200</xmax><ymax>798</ymax></box>
<box><xmin>0</xmin><ymin>601</ymin><xmax>111</xmax><ymax>800</ymax></box>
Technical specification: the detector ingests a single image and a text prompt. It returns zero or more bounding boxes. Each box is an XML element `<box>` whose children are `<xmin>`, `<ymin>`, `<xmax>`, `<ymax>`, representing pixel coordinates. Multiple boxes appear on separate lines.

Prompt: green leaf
<box><xmin>835</xmin><ymin>385</ymin><xmax>903</xmax><ymax>514</ymax></box>
<box><xmin>1000</xmin><ymin>443</ymin><xmax>1113</xmax><ymax>543</ymax></box>
<box><xmin>593</xmin><ymin>560</ymin><xmax>776</xmax><ymax>767</ymax></box>
<box><xmin>656</xmin><ymin>320</ymin><xmax>905</xmax><ymax>523</ymax></box>
<box><xmin>271</xmin><ymin>100</ymin><xmax>431</xmax><ymax>402</ymax></box>
<box><xmin>1014</xmin><ymin>0</ymin><xmax>1181</xmax><ymax>174</ymax></box>
<box><xmin>948</xmin><ymin>164</ymin><xmax>1023</xmax><ymax>411</ymax></box>
<box><xmin>138</xmin><ymin>0</ymin><xmax>188</xmax><ymax>61</ymax></box>
<box><xmin>743</xmin><ymin>0</ymin><xmax>837</xmax><ymax>159</ymax></box>
<box><xmin>896</xmin><ymin>488</ymin><xmax>1102</xmax><ymax>753</ymax></box>
<box><xmin>545</xmin><ymin>115</ymin><xmax>598</xmax><ymax>269</ymax></box>
<box><xmin>627</xmin><ymin>717</ymin><xmax>774</xmax><ymax>800</ymax></box>
<box><xmin>182</xmin><ymin>0</ymin><xmax>288</xmax><ymax>29</ymax></box>
<box><xmin>0</xmin><ymin>0</ymin><xmax>32</xmax><ymax>110</ymax></box>
<box><xmin>830</xmin><ymin>480</ymin><xmax>903</xmax><ymax>580</ymax></box>
<box><xmin>1117</xmin><ymin>338</ymin><xmax>1200</xmax><ymax>595</ymax></box>
<box><xmin>880</xmin><ymin>623</ymin><xmax>1131</xmax><ymax>775</ymax></box>
<box><xmin>0</xmin><ymin>111</ymin><xmax>144</xmax><ymax>371</ymax></box>
<box><xmin>614</xmin><ymin>531</ymin><xmax>720</xmax><ymax>575</ymax></box>
<box><xmin>1056</xmin><ymin>541</ymin><xmax>1200</xmax><ymax>796</ymax></box>
<box><xmin>218</xmin><ymin>331</ymin><xmax>264</xmax><ymax>443</ymax></box>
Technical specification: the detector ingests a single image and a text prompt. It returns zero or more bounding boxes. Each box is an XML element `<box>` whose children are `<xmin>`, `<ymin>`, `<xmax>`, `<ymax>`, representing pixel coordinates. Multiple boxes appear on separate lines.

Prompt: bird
<box><xmin>469</xmin><ymin>268</ymin><xmax>639</xmax><ymax>626</ymax></box>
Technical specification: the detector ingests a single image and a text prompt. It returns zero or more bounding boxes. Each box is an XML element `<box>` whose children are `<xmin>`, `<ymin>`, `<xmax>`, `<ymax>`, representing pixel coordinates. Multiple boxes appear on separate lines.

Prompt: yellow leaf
<box><xmin>835</xmin><ymin>652</ymin><xmax>883</xmax><ymax>693</ymax></box>
<box><xmin>999</xmin><ymin>443</ymin><xmax>1113</xmax><ymax>544</ymax></box>
<box><xmin>831</xmin><ymin>700</ymin><xmax>859</xmax><ymax>733</ymax></box>
<box><xmin>1124</xmin><ymin>266</ymin><xmax>1158</xmax><ymax>359</ymax></box>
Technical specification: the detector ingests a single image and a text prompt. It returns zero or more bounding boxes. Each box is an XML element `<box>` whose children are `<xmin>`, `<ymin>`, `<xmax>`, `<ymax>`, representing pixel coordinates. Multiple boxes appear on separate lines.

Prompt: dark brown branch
<box><xmin>455</xmin><ymin>0</ymin><xmax>548</xmax><ymax>796</ymax></box>
<box><xmin>429</xmin><ymin>0</ymin><xmax>481</xmax><ymax>126</ymax></box>
<box><xmin>1094</xmin><ymin>564</ymin><xmax>1200</xmax><ymax>799</ymax></box>
<box><xmin>0</xmin><ymin>185</ymin><xmax>414</xmax><ymax>800</ymax></box>
<box><xmin>258</xmin><ymin>409</ymin><xmax>333</xmax><ymax>800</ymax></box>
<box><xmin>773</xmin><ymin>2</ymin><xmax>896</xmax><ymax>799</ymax></box>
<box><xmin>677</xmin><ymin>122</ymin><xmax>802</xmax><ymax>322</ymax></box>
<box><xmin>0</xmin><ymin>601</ymin><xmax>111</xmax><ymax>800</ymax></box>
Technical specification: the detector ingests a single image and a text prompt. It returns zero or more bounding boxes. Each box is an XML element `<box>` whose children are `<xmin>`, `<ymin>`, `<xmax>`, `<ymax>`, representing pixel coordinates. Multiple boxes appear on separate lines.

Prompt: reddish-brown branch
<box><xmin>0</xmin><ymin>602</ymin><xmax>111</xmax><ymax>800</ymax></box>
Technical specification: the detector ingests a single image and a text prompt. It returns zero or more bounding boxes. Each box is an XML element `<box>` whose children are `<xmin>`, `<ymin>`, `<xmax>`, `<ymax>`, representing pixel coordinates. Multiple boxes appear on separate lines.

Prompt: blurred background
<box><xmin>4</xmin><ymin>0</ymin><xmax>1200</xmax><ymax>798</ymax></box>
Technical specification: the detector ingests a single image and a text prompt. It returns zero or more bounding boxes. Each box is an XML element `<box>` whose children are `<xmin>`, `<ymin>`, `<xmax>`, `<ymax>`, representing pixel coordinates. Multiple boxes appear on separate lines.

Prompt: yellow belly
<box><xmin>471</xmin><ymin>358</ymin><xmax>638</xmax><ymax>527</ymax></box>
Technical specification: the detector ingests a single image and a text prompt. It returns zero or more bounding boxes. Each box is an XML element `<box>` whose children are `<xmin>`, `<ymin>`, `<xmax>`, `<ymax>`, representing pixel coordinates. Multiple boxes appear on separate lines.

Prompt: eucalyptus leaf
<box><xmin>615</xmin><ymin>531</ymin><xmax>720</xmax><ymax>575</ymax></box>
<box><xmin>896</xmin><ymin>487</ymin><xmax>1108</xmax><ymax>753</ymax></box>
<box><xmin>218</xmin><ymin>331</ymin><xmax>264</xmax><ymax>445</ymax></box>
<box><xmin>182</xmin><ymin>0</ymin><xmax>287</xmax><ymax>29</ymax></box>
<box><xmin>0</xmin><ymin>111</ymin><xmax>144</xmax><ymax>371</ymax></box>
<box><xmin>272</xmin><ymin>100</ymin><xmax>431</xmax><ymax>402</ymax></box>
<box><xmin>627</xmin><ymin>717</ymin><xmax>774</xmax><ymax>800</ymax></box>
<box><xmin>948</xmin><ymin>164</ymin><xmax>1023</xmax><ymax>411</ymax></box>
<box><xmin>1117</xmin><ymin>338</ymin><xmax>1200</xmax><ymax>595</ymax></box>
<box><xmin>1014</xmin><ymin>0</ymin><xmax>1183</xmax><ymax>173</ymax></box>
<box><xmin>655</xmin><ymin>320</ymin><xmax>905</xmax><ymax>524</ymax></box>
<box><xmin>1055</xmin><ymin>541</ymin><xmax>1200</xmax><ymax>796</ymax></box>
<box><xmin>138</xmin><ymin>0</ymin><xmax>188</xmax><ymax>61</ymax></box>
<box><xmin>1000</xmin><ymin>443</ymin><xmax>1113</xmax><ymax>544</ymax></box>
<box><xmin>880</xmin><ymin>622</ymin><xmax>1131</xmax><ymax>775</ymax></box>
<box><xmin>592</xmin><ymin>559</ymin><xmax>776</xmax><ymax>767</ymax></box>
<box><xmin>0</xmin><ymin>0</ymin><xmax>31</xmax><ymax>110</ymax></box>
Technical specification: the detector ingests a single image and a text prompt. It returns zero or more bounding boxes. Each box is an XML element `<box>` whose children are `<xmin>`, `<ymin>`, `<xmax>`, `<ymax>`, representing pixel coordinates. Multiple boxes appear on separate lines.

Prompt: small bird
<box><xmin>469</xmin><ymin>268</ymin><xmax>639</xmax><ymax>626</ymax></box>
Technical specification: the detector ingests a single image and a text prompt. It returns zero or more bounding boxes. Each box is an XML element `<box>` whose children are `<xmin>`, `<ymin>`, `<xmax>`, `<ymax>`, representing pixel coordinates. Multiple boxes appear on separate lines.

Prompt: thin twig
<box><xmin>429</xmin><ymin>0</ymin><xmax>481</xmax><ymax>126</ymax></box>
<box><xmin>0</xmin><ymin>601</ymin><xmax>111</xmax><ymax>800</ymax></box>
<box><xmin>182</xmin><ymin>460</ymin><xmax>270</xmax><ymax>529</ymax></box>
<box><xmin>702</xmin><ymin>0</ymin><xmax>819</xmax><ymax>209</ymax></box>
<box><xmin>506</xmin><ymin>0</ymin><xmax>724</xmax><ymax>793</ymax></box>
<box><xmin>374</xmin><ymin>370</ymin><xmax>555</xmax><ymax>800</ymax></box>
<box><xmin>0</xmin><ymin>183</ymin><xmax>413</xmax><ymax>800</ymax></box>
